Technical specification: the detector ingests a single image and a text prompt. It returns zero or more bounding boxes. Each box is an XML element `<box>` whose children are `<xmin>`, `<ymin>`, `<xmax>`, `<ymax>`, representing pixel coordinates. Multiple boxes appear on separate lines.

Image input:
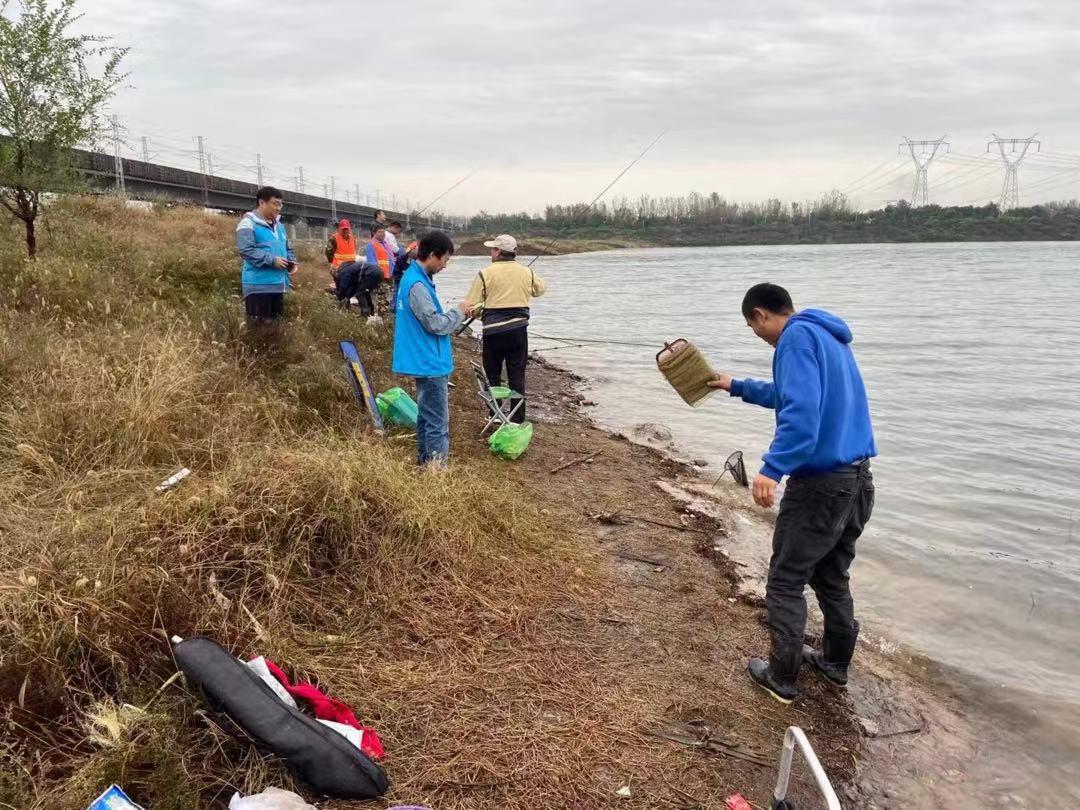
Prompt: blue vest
<box><xmin>240</xmin><ymin>213</ymin><xmax>291</xmax><ymax>293</ymax></box>
<box><xmin>392</xmin><ymin>261</ymin><xmax>453</xmax><ymax>378</ymax></box>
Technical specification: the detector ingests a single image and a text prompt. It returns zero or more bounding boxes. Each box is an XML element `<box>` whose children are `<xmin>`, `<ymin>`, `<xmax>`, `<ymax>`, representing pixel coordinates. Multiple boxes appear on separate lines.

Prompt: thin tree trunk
<box><xmin>24</xmin><ymin>216</ymin><xmax>37</xmax><ymax>259</ymax></box>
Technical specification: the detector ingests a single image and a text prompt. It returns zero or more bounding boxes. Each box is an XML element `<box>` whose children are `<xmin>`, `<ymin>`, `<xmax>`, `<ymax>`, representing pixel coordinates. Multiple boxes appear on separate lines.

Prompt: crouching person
<box><xmin>335</xmin><ymin>259</ymin><xmax>383</xmax><ymax>316</ymax></box>
<box><xmin>391</xmin><ymin>231</ymin><xmax>473</xmax><ymax>467</ymax></box>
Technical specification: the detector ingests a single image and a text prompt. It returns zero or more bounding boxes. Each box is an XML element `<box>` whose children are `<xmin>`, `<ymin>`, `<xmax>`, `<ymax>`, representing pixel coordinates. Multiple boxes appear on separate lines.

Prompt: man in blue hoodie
<box><xmin>709</xmin><ymin>283</ymin><xmax>877</xmax><ymax>704</ymax></box>
<box><xmin>392</xmin><ymin>231</ymin><xmax>474</xmax><ymax>467</ymax></box>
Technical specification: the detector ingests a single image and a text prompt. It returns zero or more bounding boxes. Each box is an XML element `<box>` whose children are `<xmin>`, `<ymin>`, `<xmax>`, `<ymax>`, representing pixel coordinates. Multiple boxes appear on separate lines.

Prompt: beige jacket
<box><xmin>465</xmin><ymin>260</ymin><xmax>547</xmax><ymax>311</ymax></box>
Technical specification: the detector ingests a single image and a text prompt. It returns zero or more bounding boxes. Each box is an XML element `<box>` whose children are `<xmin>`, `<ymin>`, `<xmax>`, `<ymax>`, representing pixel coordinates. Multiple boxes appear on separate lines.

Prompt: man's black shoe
<box><xmin>747</xmin><ymin>657</ymin><xmax>799</xmax><ymax>704</ymax></box>
<box><xmin>802</xmin><ymin>621</ymin><xmax>859</xmax><ymax>687</ymax></box>
<box><xmin>747</xmin><ymin>634</ymin><xmax>803</xmax><ymax>704</ymax></box>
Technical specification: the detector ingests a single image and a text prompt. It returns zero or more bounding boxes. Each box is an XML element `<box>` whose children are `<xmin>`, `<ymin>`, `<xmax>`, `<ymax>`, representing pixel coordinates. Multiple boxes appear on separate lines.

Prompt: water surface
<box><xmin>439</xmin><ymin>242</ymin><xmax>1080</xmax><ymax>710</ymax></box>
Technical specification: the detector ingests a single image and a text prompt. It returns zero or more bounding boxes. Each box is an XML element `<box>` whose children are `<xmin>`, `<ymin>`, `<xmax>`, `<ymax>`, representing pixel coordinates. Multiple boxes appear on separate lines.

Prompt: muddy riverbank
<box><xmin>503</xmin><ymin>350</ymin><xmax>1078</xmax><ymax>808</ymax></box>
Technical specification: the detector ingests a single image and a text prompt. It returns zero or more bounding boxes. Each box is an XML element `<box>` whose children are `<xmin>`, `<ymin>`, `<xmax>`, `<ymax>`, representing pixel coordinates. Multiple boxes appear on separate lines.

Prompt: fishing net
<box><xmin>718</xmin><ymin>451</ymin><xmax>749</xmax><ymax>488</ymax></box>
<box><xmin>656</xmin><ymin>339</ymin><xmax>719</xmax><ymax>407</ymax></box>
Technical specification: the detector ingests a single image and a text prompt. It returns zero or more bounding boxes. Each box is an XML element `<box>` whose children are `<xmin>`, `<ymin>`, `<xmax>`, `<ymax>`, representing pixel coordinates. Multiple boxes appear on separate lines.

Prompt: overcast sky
<box><xmin>79</xmin><ymin>0</ymin><xmax>1080</xmax><ymax>215</ymax></box>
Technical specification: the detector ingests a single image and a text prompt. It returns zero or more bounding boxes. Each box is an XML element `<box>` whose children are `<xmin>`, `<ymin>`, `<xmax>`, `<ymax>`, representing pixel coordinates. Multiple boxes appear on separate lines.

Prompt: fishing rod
<box><xmin>455</xmin><ymin>131</ymin><xmax>668</xmax><ymax>336</ymax></box>
<box><xmin>527</xmin><ymin>129</ymin><xmax>667</xmax><ymax>268</ymax></box>
<box><xmin>414</xmin><ymin>169</ymin><xmax>480</xmax><ymax>218</ymax></box>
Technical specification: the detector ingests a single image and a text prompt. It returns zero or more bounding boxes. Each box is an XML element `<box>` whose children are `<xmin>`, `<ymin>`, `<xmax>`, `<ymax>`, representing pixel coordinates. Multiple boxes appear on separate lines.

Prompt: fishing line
<box><xmin>527</xmin><ymin>342</ymin><xmax>588</xmax><ymax>353</ymax></box>
<box><xmin>530</xmin><ymin>332</ymin><xmax>660</xmax><ymax>349</ymax></box>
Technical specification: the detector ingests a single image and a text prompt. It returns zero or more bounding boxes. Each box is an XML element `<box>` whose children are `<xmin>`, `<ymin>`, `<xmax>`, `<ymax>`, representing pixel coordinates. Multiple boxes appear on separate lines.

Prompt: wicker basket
<box><xmin>656</xmin><ymin>339</ymin><xmax>719</xmax><ymax>407</ymax></box>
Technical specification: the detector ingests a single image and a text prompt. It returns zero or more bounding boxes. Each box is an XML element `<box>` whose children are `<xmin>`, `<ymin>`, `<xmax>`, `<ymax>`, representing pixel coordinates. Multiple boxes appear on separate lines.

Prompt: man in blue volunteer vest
<box><xmin>709</xmin><ymin>283</ymin><xmax>877</xmax><ymax>704</ymax></box>
<box><xmin>236</xmin><ymin>186</ymin><xmax>297</xmax><ymax>321</ymax></box>
<box><xmin>392</xmin><ymin>231</ymin><xmax>474</xmax><ymax>466</ymax></box>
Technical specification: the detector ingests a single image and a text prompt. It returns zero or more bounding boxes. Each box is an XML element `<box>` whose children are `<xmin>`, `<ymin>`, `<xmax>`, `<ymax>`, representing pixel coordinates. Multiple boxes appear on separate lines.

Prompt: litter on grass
<box><xmin>155</xmin><ymin>467</ymin><xmax>191</xmax><ymax>493</ymax></box>
<box><xmin>87</xmin><ymin>785</ymin><xmax>144</xmax><ymax>810</ymax></box>
<box><xmin>228</xmin><ymin>787</ymin><xmax>316</xmax><ymax>809</ymax></box>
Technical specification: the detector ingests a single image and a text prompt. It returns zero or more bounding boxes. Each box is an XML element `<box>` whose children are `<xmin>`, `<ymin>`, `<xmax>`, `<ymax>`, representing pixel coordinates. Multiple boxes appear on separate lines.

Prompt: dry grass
<box><xmin>0</xmin><ymin>198</ymin><xmax>633</xmax><ymax>808</ymax></box>
<box><xmin>0</xmin><ymin>198</ymin><xmax>862</xmax><ymax>809</ymax></box>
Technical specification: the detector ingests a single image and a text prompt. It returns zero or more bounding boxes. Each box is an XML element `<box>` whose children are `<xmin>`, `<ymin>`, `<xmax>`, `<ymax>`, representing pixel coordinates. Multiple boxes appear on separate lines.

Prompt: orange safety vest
<box><xmin>369</xmin><ymin>239</ymin><xmax>392</xmax><ymax>280</ymax></box>
<box><xmin>331</xmin><ymin>232</ymin><xmax>358</xmax><ymax>269</ymax></box>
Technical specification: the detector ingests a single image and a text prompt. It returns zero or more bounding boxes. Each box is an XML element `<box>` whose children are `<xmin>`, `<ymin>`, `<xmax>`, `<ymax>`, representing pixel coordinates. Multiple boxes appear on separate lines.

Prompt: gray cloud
<box><xmin>80</xmin><ymin>0</ymin><xmax>1080</xmax><ymax>213</ymax></box>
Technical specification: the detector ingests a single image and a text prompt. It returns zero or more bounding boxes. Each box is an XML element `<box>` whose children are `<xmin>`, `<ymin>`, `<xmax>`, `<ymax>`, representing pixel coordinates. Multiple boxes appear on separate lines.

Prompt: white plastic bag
<box><xmin>228</xmin><ymin>787</ymin><xmax>316</xmax><ymax>809</ymax></box>
<box><xmin>244</xmin><ymin>657</ymin><xmax>298</xmax><ymax>709</ymax></box>
<box><xmin>318</xmin><ymin>718</ymin><xmax>364</xmax><ymax>750</ymax></box>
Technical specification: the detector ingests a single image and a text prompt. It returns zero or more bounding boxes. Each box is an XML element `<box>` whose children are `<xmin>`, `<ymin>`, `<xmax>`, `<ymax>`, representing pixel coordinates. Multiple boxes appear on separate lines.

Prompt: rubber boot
<box><xmin>747</xmin><ymin>634</ymin><xmax>802</xmax><ymax>704</ymax></box>
<box><xmin>803</xmin><ymin>621</ymin><xmax>859</xmax><ymax>687</ymax></box>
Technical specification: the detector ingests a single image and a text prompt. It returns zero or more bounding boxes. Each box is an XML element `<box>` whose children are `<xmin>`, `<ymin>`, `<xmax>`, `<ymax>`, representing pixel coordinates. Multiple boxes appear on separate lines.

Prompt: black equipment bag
<box><xmin>173</xmin><ymin>636</ymin><xmax>390</xmax><ymax>800</ymax></box>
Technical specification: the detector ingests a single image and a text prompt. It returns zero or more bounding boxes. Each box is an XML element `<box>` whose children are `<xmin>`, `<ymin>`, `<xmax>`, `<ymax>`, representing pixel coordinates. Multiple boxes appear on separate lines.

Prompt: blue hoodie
<box><xmin>730</xmin><ymin>309</ymin><xmax>877</xmax><ymax>481</ymax></box>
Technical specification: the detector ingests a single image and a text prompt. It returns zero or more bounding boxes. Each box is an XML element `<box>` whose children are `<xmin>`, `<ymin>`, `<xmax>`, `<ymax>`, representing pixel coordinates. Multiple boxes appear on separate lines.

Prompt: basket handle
<box><xmin>656</xmin><ymin>338</ymin><xmax>688</xmax><ymax>364</ymax></box>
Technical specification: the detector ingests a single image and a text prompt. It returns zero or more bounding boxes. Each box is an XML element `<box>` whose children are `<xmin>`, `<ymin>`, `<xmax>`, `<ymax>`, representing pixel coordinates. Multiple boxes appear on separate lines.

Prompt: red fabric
<box><xmin>263</xmin><ymin>659</ymin><xmax>385</xmax><ymax>759</ymax></box>
<box><xmin>726</xmin><ymin>795</ymin><xmax>753</xmax><ymax>810</ymax></box>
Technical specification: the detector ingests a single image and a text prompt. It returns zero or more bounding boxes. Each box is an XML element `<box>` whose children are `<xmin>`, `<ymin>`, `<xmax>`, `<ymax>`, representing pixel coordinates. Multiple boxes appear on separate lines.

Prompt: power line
<box><xmin>932</xmin><ymin>161</ymin><xmax>1000</xmax><ymax>195</ymax></box>
<box><xmin>840</xmin><ymin>156</ymin><xmax>903</xmax><ymax>193</ymax></box>
<box><xmin>842</xmin><ymin>158</ymin><xmax>908</xmax><ymax>195</ymax></box>
<box><xmin>1013</xmin><ymin>167</ymin><xmax>1080</xmax><ymax>198</ymax></box>
<box><xmin>852</xmin><ymin>165</ymin><xmax>913</xmax><ymax>198</ymax></box>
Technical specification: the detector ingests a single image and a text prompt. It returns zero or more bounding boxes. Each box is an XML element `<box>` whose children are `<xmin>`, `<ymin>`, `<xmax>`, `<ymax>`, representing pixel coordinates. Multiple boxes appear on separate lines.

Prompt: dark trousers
<box><xmin>766</xmin><ymin>461</ymin><xmax>875</xmax><ymax>643</ymax></box>
<box><xmin>244</xmin><ymin>292</ymin><xmax>284</xmax><ymax>321</ymax></box>
<box><xmin>482</xmin><ymin>327</ymin><xmax>528</xmax><ymax>423</ymax></box>
<box><xmin>335</xmin><ymin>263</ymin><xmax>381</xmax><ymax>316</ymax></box>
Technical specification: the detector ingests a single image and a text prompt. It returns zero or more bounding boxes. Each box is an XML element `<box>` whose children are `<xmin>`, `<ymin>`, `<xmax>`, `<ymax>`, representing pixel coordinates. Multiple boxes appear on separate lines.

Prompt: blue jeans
<box><xmin>415</xmin><ymin>375</ymin><xmax>450</xmax><ymax>465</ymax></box>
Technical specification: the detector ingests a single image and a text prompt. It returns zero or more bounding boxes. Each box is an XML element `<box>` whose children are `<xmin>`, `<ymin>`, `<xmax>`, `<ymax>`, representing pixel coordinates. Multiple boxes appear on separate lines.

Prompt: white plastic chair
<box><xmin>771</xmin><ymin>726</ymin><xmax>841</xmax><ymax>809</ymax></box>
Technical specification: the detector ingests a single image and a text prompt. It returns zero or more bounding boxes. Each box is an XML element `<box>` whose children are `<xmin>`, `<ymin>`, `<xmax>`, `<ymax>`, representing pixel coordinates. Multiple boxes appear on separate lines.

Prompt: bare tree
<box><xmin>0</xmin><ymin>0</ymin><xmax>126</xmax><ymax>257</ymax></box>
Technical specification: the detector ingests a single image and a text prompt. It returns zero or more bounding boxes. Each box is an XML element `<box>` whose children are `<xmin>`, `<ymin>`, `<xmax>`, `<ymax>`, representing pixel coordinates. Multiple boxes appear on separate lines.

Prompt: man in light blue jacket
<box><xmin>236</xmin><ymin>186</ymin><xmax>297</xmax><ymax>321</ymax></box>
<box><xmin>392</xmin><ymin>231</ymin><xmax>473</xmax><ymax>466</ymax></box>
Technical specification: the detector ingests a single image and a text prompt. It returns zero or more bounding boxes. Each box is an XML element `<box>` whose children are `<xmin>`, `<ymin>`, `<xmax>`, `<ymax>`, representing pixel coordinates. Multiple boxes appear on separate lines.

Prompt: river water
<box><xmin>437</xmin><ymin>242</ymin><xmax>1080</xmax><ymax>791</ymax></box>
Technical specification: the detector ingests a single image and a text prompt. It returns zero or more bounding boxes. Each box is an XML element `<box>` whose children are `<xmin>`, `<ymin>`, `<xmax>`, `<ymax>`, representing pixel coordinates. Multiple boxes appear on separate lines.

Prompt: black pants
<box><xmin>482</xmin><ymin>327</ymin><xmax>528</xmax><ymax>423</ymax></box>
<box><xmin>244</xmin><ymin>292</ymin><xmax>284</xmax><ymax>321</ymax></box>
<box><xmin>766</xmin><ymin>461</ymin><xmax>874</xmax><ymax>643</ymax></box>
<box><xmin>335</xmin><ymin>263</ymin><xmax>382</xmax><ymax>316</ymax></box>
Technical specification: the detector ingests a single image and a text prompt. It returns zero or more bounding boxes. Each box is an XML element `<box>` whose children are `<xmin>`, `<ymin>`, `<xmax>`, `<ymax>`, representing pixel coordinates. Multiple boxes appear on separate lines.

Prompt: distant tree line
<box><xmin>466</xmin><ymin>190</ymin><xmax>1080</xmax><ymax>245</ymax></box>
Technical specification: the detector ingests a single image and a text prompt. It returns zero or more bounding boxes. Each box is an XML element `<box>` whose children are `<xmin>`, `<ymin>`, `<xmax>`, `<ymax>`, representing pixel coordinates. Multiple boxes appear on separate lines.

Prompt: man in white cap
<box><xmin>465</xmin><ymin>234</ymin><xmax>547</xmax><ymax>422</ymax></box>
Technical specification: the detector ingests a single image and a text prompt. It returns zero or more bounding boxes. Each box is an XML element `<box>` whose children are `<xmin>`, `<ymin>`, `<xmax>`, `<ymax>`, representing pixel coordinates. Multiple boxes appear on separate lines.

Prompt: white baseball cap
<box><xmin>483</xmin><ymin>234</ymin><xmax>517</xmax><ymax>252</ymax></box>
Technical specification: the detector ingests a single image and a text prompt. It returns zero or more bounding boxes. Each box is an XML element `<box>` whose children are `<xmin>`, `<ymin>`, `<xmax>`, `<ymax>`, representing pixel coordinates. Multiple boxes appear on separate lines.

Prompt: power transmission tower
<box><xmin>256</xmin><ymin>153</ymin><xmax>264</xmax><ymax>186</ymax></box>
<box><xmin>207</xmin><ymin>153</ymin><xmax>214</xmax><ymax>178</ymax></box>
<box><xmin>354</xmin><ymin>184</ymin><xmax>360</xmax><ymax>207</ymax></box>
<box><xmin>330</xmin><ymin>176</ymin><xmax>337</xmax><ymax>222</ymax></box>
<box><xmin>899</xmin><ymin>135</ymin><xmax>948</xmax><ymax>206</ymax></box>
<box><xmin>141</xmin><ymin>136</ymin><xmax>151</xmax><ymax>163</ymax></box>
<box><xmin>196</xmin><ymin>136</ymin><xmax>208</xmax><ymax>205</ymax></box>
<box><xmin>110</xmin><ymin>115</ymin><xmax>125</xmax><ymax>197</ymax></box>
<box><xmin>298</xmin><ymin>166</ymin><xmax>305</xmax><ymax>195</ymax></box>
<box><xmin>988</xmin><ymin>133</ymin><xmax>1040</xmax><ymax>211</ymax></box>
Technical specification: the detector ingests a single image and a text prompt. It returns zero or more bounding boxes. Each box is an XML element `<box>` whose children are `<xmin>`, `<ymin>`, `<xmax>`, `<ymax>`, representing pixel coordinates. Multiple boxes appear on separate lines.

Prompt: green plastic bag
<box><xmin>376</xmin><ymin>387</ymin><xmax>418</xmax><ymax>429</ymax></box>
<box><xmin>488</xmin><ymin>421</ymin><xmax>534</xmax><ymax>460</ymax></box>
